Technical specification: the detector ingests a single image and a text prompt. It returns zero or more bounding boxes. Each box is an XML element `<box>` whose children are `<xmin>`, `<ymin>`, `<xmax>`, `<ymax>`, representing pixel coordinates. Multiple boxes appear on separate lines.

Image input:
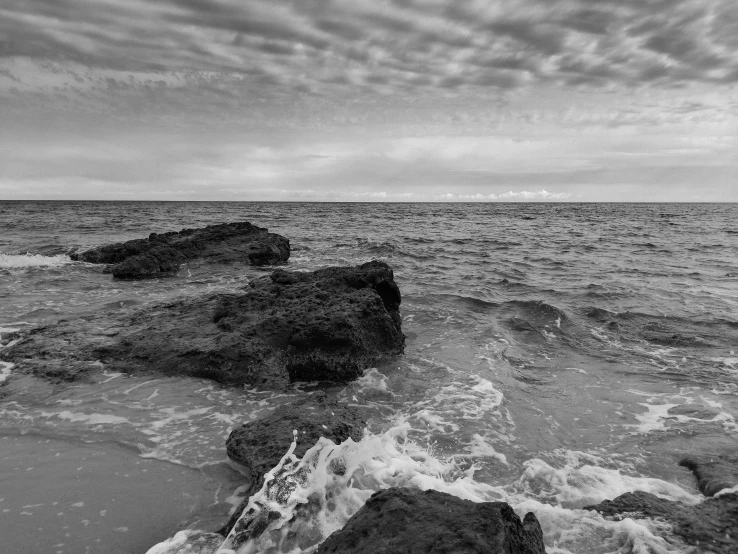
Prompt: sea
<box><xmin>1</xmin><ymin>201</ymin><xmax>737</xmax><ymax>554</ymax></box>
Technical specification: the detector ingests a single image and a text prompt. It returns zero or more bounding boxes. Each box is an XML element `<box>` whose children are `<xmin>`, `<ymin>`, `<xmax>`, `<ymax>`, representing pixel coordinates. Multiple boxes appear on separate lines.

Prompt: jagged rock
<box><xmin>71</xmin><ymin>222</ymin><xmax>290</xmax><ymax>278</ymax></box>
<box><xmin>679</xmin><ymin>454</ymin><xmax>738</xmax><ymax>496</ymax></box>
<box><xmin>221</xmin><ymin>392</ymin><xmax>367</xmax><ymax>535</ymax></box>
<box><xmin>1</xmin><ymin>261</ymin><xmax>404</xmax><ymax>388</ymax></box>
<box><xmin>585</xmin><ymin>490</ymin><xmax>738</xmax><ymax>554</ymax></box>
<box><xmin>316</xmin><ymin>487</ymin><xmax>547</xmax><ymax>554</ymax></box>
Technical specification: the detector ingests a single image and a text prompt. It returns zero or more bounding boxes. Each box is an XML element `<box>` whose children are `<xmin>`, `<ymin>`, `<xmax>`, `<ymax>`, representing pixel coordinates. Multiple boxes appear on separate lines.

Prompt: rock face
<box><xmin>585</xmin><ymin>491</ymin><xmax>738</xmax><ymax>554</ymax></box>
<box><xmin>316</xmin><ymin>487</ymin><xmax>547</xmax><ymax>554</ymax></box>
<box><xmin>70</xmin><ymin>222</ymin><xmax>290</xmax><ymax>278</ymax></box>
<box><xmin>222</xmin><ymin>392</ymin><xmax>367</xmax><ymax>535</ymax></box>
<box><xmin>2</xmin><ymin>261</ymin><xmax>404</xmax><ymax>388</ymax></box>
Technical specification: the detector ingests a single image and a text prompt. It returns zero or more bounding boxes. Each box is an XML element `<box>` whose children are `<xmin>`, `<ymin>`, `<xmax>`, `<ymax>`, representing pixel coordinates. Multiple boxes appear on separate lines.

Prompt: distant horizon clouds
<box><xmin>1</xmin><ymin>0</ymin><xmax>736</xmax><ymax>201</ymax></box>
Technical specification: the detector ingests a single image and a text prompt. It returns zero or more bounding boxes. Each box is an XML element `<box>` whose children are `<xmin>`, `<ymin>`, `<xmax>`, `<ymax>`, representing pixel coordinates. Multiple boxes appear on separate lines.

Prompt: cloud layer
<box><xmin>0</xmin><ymin>0</ymin><xmax>736</xmax><ymax>201</ymax></box>
<box><xmin>3</xmin><ymin>0</ymin><xmax>738</xmax><ymax>93</ymax></box>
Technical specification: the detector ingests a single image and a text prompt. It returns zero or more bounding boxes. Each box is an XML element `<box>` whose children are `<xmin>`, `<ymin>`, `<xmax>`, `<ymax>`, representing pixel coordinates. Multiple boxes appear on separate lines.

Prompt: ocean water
<box><xmin>1</xmin><ymin>201</ymin><xmax>737</xmax><ymax>554</ymax></box>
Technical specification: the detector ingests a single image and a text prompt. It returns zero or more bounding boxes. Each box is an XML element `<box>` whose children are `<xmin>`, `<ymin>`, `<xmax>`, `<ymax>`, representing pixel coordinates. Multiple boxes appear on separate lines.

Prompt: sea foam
<box><xmin>147</xmin><ymin>425</ymin><xmax>698</xmax><ymax>554</ymax></box>
<box><xmin>0</xmin><ymin>253</ymin><xmax>72</xmax><ymax>269</ymax></box>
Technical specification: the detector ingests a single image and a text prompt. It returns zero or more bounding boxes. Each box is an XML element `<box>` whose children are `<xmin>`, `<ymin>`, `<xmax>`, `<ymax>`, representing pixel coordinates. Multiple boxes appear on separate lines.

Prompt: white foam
<box><xmin>631</xmin><ymin>401</ymin><xmax>738</xmax><ymax>434</ymax></box>
<box><xmin>147</xmin><ymin>429</ymin><xmax>698</xmax><ymax>554</ymax></box>
<box><xmin>462</xmin><ymin>433</ymin><xmax>509</xmax><ymax>466</ymax></box>
<box><xmin>632</xmin><ymin>403</ymin><xmax>679</xmax><ymax>433</ymax></box>
<box><xmin>39</xmin><ymin>411</ymin><xmax>129</xmax><ymax>425</ymax></box>
<box><xmin>0</xmin><ymin>361</ymin><xmax>14</xmax><ymax>383</ymax></box>
<box><xmin>714</xmin><ymin>484</ymin><xmax>738</xmax><ymax>498</ymax></box>
<box><xmin>0</xmin><ymin>253</ymin><xmax>71</xmax><ymax>268</ymax></box>
<box><xmin>150</xmin><ymin>407</ymin><xmax>212</xmax><ymax>430</ymax></box>
<box><xmin>353</xmin><ymin>368</ymin><xmax>390</xmax><ymax>392</ymax></box>
<box><xmin>512</xmin><ymin>451</ymin><xmax>701</xmax><ymax>509</ymax></box>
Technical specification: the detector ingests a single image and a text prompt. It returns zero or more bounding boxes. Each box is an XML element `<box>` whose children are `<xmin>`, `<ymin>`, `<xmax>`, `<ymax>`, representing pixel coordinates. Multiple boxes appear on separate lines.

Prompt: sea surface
<box><xmin>1</xmin><ymin>201</ymin><xmax>737</xmax><ymax>554</ymax></box>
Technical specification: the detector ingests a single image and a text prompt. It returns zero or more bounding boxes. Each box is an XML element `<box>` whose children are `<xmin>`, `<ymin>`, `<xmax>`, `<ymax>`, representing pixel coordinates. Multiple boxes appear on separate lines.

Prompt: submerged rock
<box><xmin>2</xmin><ymin>261</ymin><xmax>404</xmax><ymax>388</ymax></box>
<box><xmin>585</xmin><ymin>455</ymin><xmax>738</xmax><ymax>553</ymax></box>
<box><xmin>679</xmin><ymin>454</ymin><xmax>738</xmax><ymax>497</ymax></box>
<box><xmin>316</xmin><ymin>487</ymin><xmax>547</xmax><ymax>554</ymax></box>
<box><xmin>585</xmin><ymin>490</ymin><xmax>738</xmax><ymax>554</ymax></box>
<box><xmin>71</xmin><ymin>221</ymin><xmax>290</xmax><ymax>278</ymax></box>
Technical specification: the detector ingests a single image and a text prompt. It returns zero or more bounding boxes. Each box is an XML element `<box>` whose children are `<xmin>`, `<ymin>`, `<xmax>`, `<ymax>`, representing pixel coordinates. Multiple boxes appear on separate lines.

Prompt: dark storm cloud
<box><xmin>2</xmin><ymin>0</ymin><xmax>737</xmax><ymax>101</ymax></box>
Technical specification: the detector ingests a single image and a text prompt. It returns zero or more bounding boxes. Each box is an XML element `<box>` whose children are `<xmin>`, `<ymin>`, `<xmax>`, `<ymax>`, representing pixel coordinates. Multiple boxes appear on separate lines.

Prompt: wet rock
<box><xmin>226</xmin><ymin>392</ymin><xmax>366</xmax><ymax>490</ymax></box>
<box><xmin>71</xmin><ymin>222</ymin><xmax>290</xmax><ymax>279</ymax></box>
<box><xmin>585</xmin><ymin>490</ymin><xmax>738</xmax><ymax>554</ymax></box>
<box><xmin>1</xmin><ymin>261</ymin><xmax>404</xmax><ymax>388</ymax></box>
<box><xmin>222</xmin><ymin>392</ymin><xmax>367</xmax><ymax>535</ymax></box>
<box><xmin>679</xmin><ymin>454</ymin><xmax>738</xmax><ymax>497</ymax></box>
<box><xmin>316</xmin><ymin>487</ymin><xmax>547</xmax><ymax>554</ymax></box>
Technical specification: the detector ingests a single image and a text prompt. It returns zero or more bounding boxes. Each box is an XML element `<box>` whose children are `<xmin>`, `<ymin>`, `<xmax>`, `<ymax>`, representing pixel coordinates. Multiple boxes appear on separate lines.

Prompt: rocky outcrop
<box><xmin>585</xmin><ymin>491</ymin><xmax>738</xmax><ymax>554</ymax></box>
<box><xmin>316</xmin><ymin>487</ymin><xmax>547</xmax><ymax>554</ymax></box>
<box><xmin>1</xmin><ymin>261</ymin><xmax>404</xmax><ymax>388</ymax></box>
<box><xmin>71</xmin><ymin>222</ymin><xmax>290</xmax><ymax>278</ymax></box>
<box><xmin>222</xmin><ymin>392</ymin><xmax>367</xmax><ymax>535</ymax></box>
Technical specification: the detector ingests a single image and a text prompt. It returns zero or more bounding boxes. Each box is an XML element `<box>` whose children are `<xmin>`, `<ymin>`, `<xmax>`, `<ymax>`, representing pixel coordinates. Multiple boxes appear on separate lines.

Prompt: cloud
<box><xmin>1</xmin><ymin>0</ymin><xmax>736</xmax><ymax>202</ymax></box>
<box><xmin>3</xmin><ymin>0</ymin><xmax>737</xmax><ymax>100</ymax></box>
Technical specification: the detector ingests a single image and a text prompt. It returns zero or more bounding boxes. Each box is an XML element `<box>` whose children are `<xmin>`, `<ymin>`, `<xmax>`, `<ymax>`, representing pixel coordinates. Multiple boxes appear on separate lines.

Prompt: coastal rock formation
<box><xmin>316</xmin><ymin>487</ymin><xmax>547</xmax><ymax>554</ymax></box>
<box><xmin>1</xmin><ymin>261</ymin><xmax>404</xmax><ymax>388</ymax></box>
<box><xmin>71</xmin><ymin>222</ymin><xmax>290</xmax><ymax>278</ymax></box>
<box><xmin>585</xmin><ymin>491</ymin><xmax>738</xmax><ymax>554</ymax></box>
<box><xmin>222</xmin><ymin>392</ymin><xmax>367</xmax><ymax>535</ymax></box>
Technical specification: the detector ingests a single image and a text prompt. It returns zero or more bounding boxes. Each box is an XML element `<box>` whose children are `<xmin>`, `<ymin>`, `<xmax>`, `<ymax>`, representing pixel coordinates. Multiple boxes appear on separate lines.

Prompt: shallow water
<box><xmin>1</xmin><ymin>201</ymin><xmax>737</xmax><ymax>553</ymax></box>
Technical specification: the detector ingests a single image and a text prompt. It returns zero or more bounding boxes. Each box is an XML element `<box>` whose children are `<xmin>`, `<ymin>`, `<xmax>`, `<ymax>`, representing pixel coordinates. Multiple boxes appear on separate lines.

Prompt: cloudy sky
<box><xmin>1</xmin><ymin>0</ymin><xmax>736</xmax><ymax>201</ymax></box>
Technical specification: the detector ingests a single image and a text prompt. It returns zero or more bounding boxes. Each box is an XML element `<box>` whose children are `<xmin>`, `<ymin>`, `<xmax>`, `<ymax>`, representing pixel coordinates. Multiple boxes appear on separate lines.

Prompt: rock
<box><xmin>679</xmin><ymin>454</ymin><xmax>738</xmax><ymax>496</ymax></box>
<box><xmin>1</xmin><ymin>261</ymin><xmax>404</xmax><ymax>388</ymax></box>
<box><xmin>584</xmin><ymin>490</ymin><xmax>738</xmax><ymax>554</ymax></box>
<box><xmin>222</xmin><ymin>392</ymin><xmax>367</xmax><ymax>535</ymax></box>
<box><xmin>315</xmin><ymin>487</ymin><xmax>547</xmax><ymax>554</ymax></box>
<box><xmin>226</xmin><ymin>392</ymin><xmax>366</xmax><ymax>488</ymax></box>
<box><xmin>71</xmin><ymin>222</ymin><xmax>290</xmax><ymax>278</ymax></box>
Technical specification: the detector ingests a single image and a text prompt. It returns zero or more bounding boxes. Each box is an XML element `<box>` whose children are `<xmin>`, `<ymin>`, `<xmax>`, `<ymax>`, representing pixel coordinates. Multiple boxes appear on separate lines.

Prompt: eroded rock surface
<box><xmin>1</xmin><ymin>261</ymin><xmax>404</xmax><ymax>388</ymax></box>
<box><xmin>71</xmin><ymin>221</ymin><xmax>290</xmax><ymax>278</ymax></box>
<box><xmin>585</xmin><ymin>490</ymin><xmax>738</xmax><ymax>554</ymax></box>
<box><xmin>316</xmin><ymin>487</ymin><xmax>547</xmax><ymax>554</ymax></box>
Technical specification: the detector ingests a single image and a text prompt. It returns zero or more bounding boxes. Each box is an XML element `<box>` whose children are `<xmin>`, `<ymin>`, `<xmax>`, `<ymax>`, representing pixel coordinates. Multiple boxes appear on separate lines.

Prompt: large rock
<box><xmin>222</xmin><ymin>392</ymin><xmax>367</xmax><ymax>535</ymax></box>
<box><xmin>585</xmin><ymin>490</ymin><xmax>738</xmax><ymax>554</ymax></box>
<box><xmin>71</xmin><ymin>221</ymin><xmax>290</xmax><ymax>278</ymax></box>
<box><xmin>1</xmin><ymin>261</ymin><xmax>404</xmax><ymax>388</ymax></box>
<box><xmin>316</xmin><ymin>487</ymin><xmax>546</xmax><ymax>554</ymax></box>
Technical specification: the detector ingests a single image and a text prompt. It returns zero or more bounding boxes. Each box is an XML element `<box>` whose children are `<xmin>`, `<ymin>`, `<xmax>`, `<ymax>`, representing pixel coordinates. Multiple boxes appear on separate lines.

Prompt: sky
<box><xmin>1</xmin><ymin>0</ymin><xmax>737</xmax><ymax>202</ymax></box>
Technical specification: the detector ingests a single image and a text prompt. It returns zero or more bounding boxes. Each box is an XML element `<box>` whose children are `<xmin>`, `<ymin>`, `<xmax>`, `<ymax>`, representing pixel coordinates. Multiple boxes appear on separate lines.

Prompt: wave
<box><xmin>147</xmin><ymin>428</ymin><xmax>700</xmax><ymax>554</ymax></box>
<box><xmin>508</xmin><ymin>300</ymin><xmax>568</xmax><ymax>323</ymax></box>
<box><xmin>0</xmin><ymin>253</ymin><xmax>72</xmax><ymax>269</ymax></box>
